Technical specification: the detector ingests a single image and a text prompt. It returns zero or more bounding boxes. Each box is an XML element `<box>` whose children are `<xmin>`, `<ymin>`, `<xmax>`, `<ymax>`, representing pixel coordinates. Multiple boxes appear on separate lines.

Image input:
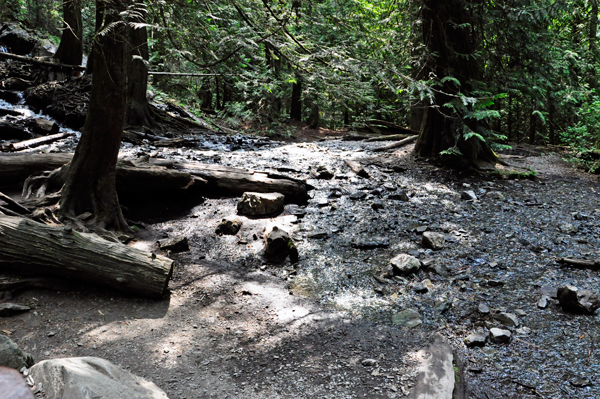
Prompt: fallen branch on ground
<box><xmin>372</xmin><ymin>135</ymin><xmax>418</xmax><ymax>152</ymax></box>
<box><xmin>557</xmin><ymin>257</ymin><xmax>600</xmax><ymax>269</ymax></box>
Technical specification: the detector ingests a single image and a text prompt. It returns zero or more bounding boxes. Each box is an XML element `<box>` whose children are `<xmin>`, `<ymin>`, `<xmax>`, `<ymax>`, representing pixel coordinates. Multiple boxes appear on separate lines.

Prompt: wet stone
<box><xmin>215</xmin><ymin>218</ymin><xmax>242</xmax><ymax>236</ymax></box>
<box><xmin>461</xmin><ymin>190</ymin><xmax>478</xmax><ymax>201</ymax></box>
<box><xmin>351</xmin><ymin>236</ymin><xmax>390</xmax><ymax>250</ymax></box>
<box><xmin>557</xmin><ymin>285</ymin><xmax>600</xmax><ymax>314</ymax></box>
<box><xmin>464</xmin><ymin>332</ymin><xmax>488</xmax><ymax>348</ymax></box>
<box><xmin>537</xmin><ymin>295</ymin><xmax>550</xmax><ymax>309</ymax></box>
<box><xmin>237</xmin><ymin>192</ymin><xmax>285</xmax><ymax>217</ymax></box>
<box><xmin>389</xmin><ymin>254</ymin><xmax>421</xmax><ymax>275</ymax></box>
<box><xmin>478</xmin><ymin>303</ymin><xmax>490</xmax><ymax>315</ymax></box>
<box><xmin>493</xmin><ymin>312</ymin><xmax>520</xmax><ymax>327</ymax></box>
<box><xmin>489</xmin><ymin>328</ymin><xmax>511</xmax><ymax>344</ymax></box>
<box><xmin>422</xmin><ymin>232</ymin><xmax>445</xmax><ymax>250</ymax></box>
<box><xmin>391</xmin><ymin>309</ymin><xmax>422</xmax><ymax>328</ymax></box>
<box><xmin>388</xmin><ymin>191</ymin><xmax>409</xmax><ymax>201</ymax></box>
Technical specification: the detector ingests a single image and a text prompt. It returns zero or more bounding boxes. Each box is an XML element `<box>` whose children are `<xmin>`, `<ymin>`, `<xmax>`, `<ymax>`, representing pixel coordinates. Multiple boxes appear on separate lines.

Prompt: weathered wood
<box><xmin>0</xmin><ymin>216</ymin><xmax>174</xmax><ymax>298</ymax></box>
<box><xmin>0</xmin><ymin>191</ymin><xmax>30</xmax><ymax>214</ymax></box>
<box><xmin>0</xmin><ymin>153</ymin><xmax>197</xmax><ymax>192</ymax></box>
<box><xmin>344</xmin><ymin>159</ymin><xmax>370</xmax><ymax>178</ymax></box>
<box><xmin>6</xmin><ymin>132</ymin><xmax>72</xmax><ymax>151</ymax></box>
<box><xmin>150</xmin><ymin>158</ymin><xmax>310</xmax><ymax>203</ymax></box>
<box><xmin>557</xmin><ymin>257</ymin><xmax>600</xmax><ymax>269</ymax></box>
<box><xmin>365</xmin><ymin>120</ymin><xmax>418</xmax><ymax>136</ymax></box>
<box><xmin>372</xmin><ymin>135</ymin><xmax>418</xmax><ymax>152</ymax></box>
<box><xmin>0</xmin><ymin>51</ymin><xmax>86</xmax><ymax>71</ymax></box>
<box><xmin>364</xmin><ymin>134</ymin><xmax>411</xmax><ymax>142</ymax></box>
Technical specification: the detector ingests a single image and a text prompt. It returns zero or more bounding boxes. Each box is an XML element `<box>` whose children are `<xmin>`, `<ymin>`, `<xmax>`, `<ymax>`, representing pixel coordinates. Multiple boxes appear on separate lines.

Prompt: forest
<box><xmin>0</xmin><ymin>1</ymin><xmax>599</xmax><ymax>399</ymax></box>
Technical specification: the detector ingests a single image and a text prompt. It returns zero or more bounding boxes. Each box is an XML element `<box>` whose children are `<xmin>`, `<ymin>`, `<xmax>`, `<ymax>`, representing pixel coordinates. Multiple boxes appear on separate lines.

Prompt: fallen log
<box><xmin>0</xmin><ymin>153</ymin><xmax>197</xmax><ymax>193</ymax></box>
<box><xmin>344</xmin><ymin>159</ymin><xmax>370</xmax><ymax>178</ymax></box>
<box><xmin>372</xmin><ymin>135</ymin><xmax>418</xmax><ymax>152</ymax></box>
<box><xmin>150</xmin><ymin>158</ymin><xmax>311</xmax><ymax>203</ymax></box>
<box><xmin>5</xmin><ymin>132</ymin><xmax>72</xmax><ymax>151</ymax></box>
<box><xmin>0</xmin><ymin>216</ymin><xmax>174</xmax><ymax>298</ymax></box>
<box><xmin>364</xmin><ymin>120</ymin><xmax>418</xmax><ymax>136</ymax></box>
<box><xmin>0</xmin><ymin>191</ymin><xmax>30</xmax><ymax>214</ymax></box>
<box><xmin>557</xmin><ymin>257</ymin><xmax>600</xmax><ymax>270</ymax></box>
<box><xmin>0</xmin><ymin>51</ymin><xmax>86</xmax><ymax>71</ymax></box>
<box><xmin>364</xmin><ymin>134</ymin><xmax>411</xmax><ymax>142</ymax></box>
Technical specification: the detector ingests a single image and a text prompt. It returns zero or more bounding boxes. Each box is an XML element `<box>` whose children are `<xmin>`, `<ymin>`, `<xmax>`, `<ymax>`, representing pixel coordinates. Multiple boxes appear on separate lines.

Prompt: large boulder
<box><xmin>237</xmin><ymin>192</ymin><xmax>285</xmax><ymax>217</ymax></box>
<box><xmin>29</xmin><ymin>357</ymin><xmax>169</xmax><ymax>399</ymax></box>
<box><xmin>0</xmin><ymin>335</ymin><xmax>34</xmax><ymax>370</ymax></box>
<box><xmin>0</xmin><ymin>24</ymin><xmax>37</xmax><ymax>55</ymax></box>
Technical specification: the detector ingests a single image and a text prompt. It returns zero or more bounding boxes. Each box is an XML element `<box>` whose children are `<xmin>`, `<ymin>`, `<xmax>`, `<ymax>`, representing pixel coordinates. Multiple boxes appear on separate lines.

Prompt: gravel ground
<box><xmin>2</xmin><ymin>95</ymin><xmax>600</xmax><ymax>398</ymax></box>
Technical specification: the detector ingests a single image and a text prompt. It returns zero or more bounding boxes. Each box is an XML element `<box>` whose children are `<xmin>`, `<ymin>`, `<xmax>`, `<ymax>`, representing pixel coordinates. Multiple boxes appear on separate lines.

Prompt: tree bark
<box><xmin>53</xmin><ymin>0</ymin><xmax>83</xmax><ymax>68</ymax></box>
<box><xmin>413</xmin><ymin>0</ymin><xmax>499</xmax><ymax>169</ymax></box>
<box><xmin>59</xmin><ymin>0</ymin><xmax>130</xmax><ymax>231</ymax></box>
<box><xmin>85</xmin><ymin>0</ymin><xmax>106</xmax><ymax>75</ymax></box>
<box><xmin>0</xmin><ymin>216</ymin><xmax>174</xmax><ymax>298</ymax></box>
<box><xmin>125</xmin><ymin>5</ymin><xmax>156</xmax><ymax>128</ymax></box>
<box><xmin>290</xmin><ymin>79</ymin><xmax>302</xmax><ymax>121</ymax></box>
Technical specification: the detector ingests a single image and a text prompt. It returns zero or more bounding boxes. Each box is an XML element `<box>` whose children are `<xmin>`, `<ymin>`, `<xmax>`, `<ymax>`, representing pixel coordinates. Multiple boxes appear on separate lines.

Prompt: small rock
<box><xmin>307</xmin><ymin>230</ymin><xmax>329</xmax><ymax>239</ymax></box>
<box><xmin>461</xmin><ymin>190</ymin><xmax>478</xmax><ymax>201</ymax></box>
<box><xmin>537</xmin><ymin>295</ymin><xmax>550</xmax><ymax>309</ymax></box>
<box><xmin>383</xmin><ymin>183</ymin><xmax>397</xmax><ymax>191</ymax></box>
<box><xmin>285</xmin><ymin>204</ymin><xmax>306</xmax><ymax>218</ymax></box>
<box><xmin>464</xmin><ymin>332</ymin><xmax>488</xmax><ymax>348</ymax></box>
<box><xmin>157</xmin><ymin>235</ymin><xmax>189</xmax><ymax>253</ymax></box>
<box><xmin>47</xmin><ymin>332</ymin><xmax>56</xmax><ymax>337</ymax></box>
<box><xmin>435</xmin><ymin>299</ymin><xmax>453</xmax><ymax>313</ymax></box>
<box><xmin>388</xmin><ymin>191</ymin><xmax>409</xmax><ymax>201</ymax></box>
<box><xmin>478</xmin><ymin>303</ymin><xmax>490</xmax><ymax>314</ymax></box>
<box><xmin>570</xmin><ymin>378</ymin><xmax>592</xmax><ymax>388</ymax></box>
<box><xmin>349</xmin><ymin>191</ymin><xmax>368</xmax><ymax>200</ymax></box>
<box><xmin>415</xmin><ymin>225</ymin><xmax>428</xmax><ymax>233</ymax></box>
<box><xmin>559</xmin><ymin>223</ymin><xmax>578</xmax><ymax>234</ymax></box>
<box><xmin>29</xmin><ymin>118</ymin><xmax>59</xmax><ymax>136</ymax></box>
<box><xmin>263</xmin><ymin>225</ymin><xmax>299</xmax><ymax>263</ymax></box>
<box><xmin>361</xmin><ymin>358</ymin><xmax>378</xmax><ymax>367</ymax></box>
<box><xmin>486</xmin><ymin>191</ymin><xmax>506</xmax><ymax>201</ymax></box>
<box><xmin>486</xmin><ymin>279</ymin><xmax>505</xmax><ymax>287</ymax></box>
<box><xmin>557</xmin><ymin>285</ymin><xmax>600</xmax><ymax>314</ymax></box>
<box><xmin>351</xmin><ymin>236</ymin><xmax>390</xmax><ymax>250</ymax></box>
<box><xmin>493</xmin><ymin>312</ymin><xmax>520</xmax><ymax>327</ymax></box>
<box><xmin>215</xmin><ymin>217</ymin><xmax>243</xmax><ymax>235</ymax></box>
<box><xmin>392</xmin><ymin>309</ymin><xmax>422</xmax><ymax>328</ymax></box>
<box><xmin>0</xmin><ymin>303</ymin><xmax>31</xmax><ymax>317</ymax></box>
<box><xmin>516</xmin><ymin>327</ymin><xmax>531</xmax><ymax>335</ymax></box>
<box><xmin>389</xmin><ymin>254</ymin><xmax>421</xmax><ymax>275</ymax></box>
<box><xmin>328</xmin><ymin>189</ymin><xmax>343</xmax><ymax>198</ymax></box>
<box><xmin>0</xmin><ymin>335</ymin><xmax>34</xmax><ymax>370</ymax></box>
<box><xmin>311</xmin><ymin>166</ymin><xmax>334</xmax><ymax>179</ymax></box>
<box><xmin>316</xmin><ymin>198</ymin><xmax>330</xmax><ymax>207</ymax></box>
<box><xmin>371</xmin><ymin>200</ymin><xmax>385</xmax><ymax>211</ymax></box>
<box><xmin>489</xmin><ymin>328</ymin><xmax>511</xmax><ymax>344</ymax></box>
<box><xmin>238</xmin><ymin>192</ymin><xmax>285</xmax><ymax>217</ymax></box>
<box><xmin>422</xmin><ymin>232</ymin><xmax>445</xmax><ymax>250</ymax></box>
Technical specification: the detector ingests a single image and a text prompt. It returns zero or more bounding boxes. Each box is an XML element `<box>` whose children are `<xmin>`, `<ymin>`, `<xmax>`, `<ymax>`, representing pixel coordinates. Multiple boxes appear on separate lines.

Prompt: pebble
<box><xmin>478</xmin><ymin>303</ymin><xmax>490</xmax><ymax>314</ymax></box>
<box><xmin>489</xmin><ymin>328</ymin><xmax>511</xmax><ymax>344</ymax></box>
<box><xmin>362</xmin><ymin>359</ymin><xmax>378</xmax><ymax>367</ymax></box>
<box><xmin>461</xmin><ymin>190</ymin><xmax>478</xmax><ymax>201</ymax></box>
<box><xmin>464</xmin><ymin>332</ymin><xmax>488</xmax><ymax>347</ymax></box>
<box><xmin>537</xmin><ymin>295</ymin><xmax>550</xmax><ymax>309</ymax></box>
<box><xmin>493</xmin><ymin>312</ymin><xmax>520</xmax><ymax>327</ymax></box>
<box><xmin>389</xmin><ymin>254</ymin><xmax>421</xmax><ymax>275</ymax></box>
<box><xmin>422</xmin><ymin>232</ymin><xmax>445</xmax><ymax>250</ymax></box>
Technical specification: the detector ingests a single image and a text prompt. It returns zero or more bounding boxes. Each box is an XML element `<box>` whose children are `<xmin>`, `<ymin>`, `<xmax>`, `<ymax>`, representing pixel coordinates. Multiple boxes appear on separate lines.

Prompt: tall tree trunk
<box><xmin>59</xmin><ymin>0</ymin><xmax>129</xmax><ymax>232</ymax></box>
<box><xmin>589</xmin><ymin>0</ymin><xmax>599</xmax><ymax>89</ymax></box>
<box><xmin>290</xmin><ymin>78</ymin><xmax>302</xmax><ymax>121</ymax></box>
<box><xmin>125</xmin><ymin>4</ymin><xmax>155</xmax><ymax>129</ymax></box>
<box><xmin>413</xmin><ymin>0</ymin><xmax>498</xmax><ymax>169</ymax></box>
<box><xmin>85</xmin><ymin>0</ymin><xmax>106</xmax><ymax>75</ymax></box>
<box><xmin>53</xmin><ymin>0</ymin><xmax>83</xmax><ymax>68</ymax></box>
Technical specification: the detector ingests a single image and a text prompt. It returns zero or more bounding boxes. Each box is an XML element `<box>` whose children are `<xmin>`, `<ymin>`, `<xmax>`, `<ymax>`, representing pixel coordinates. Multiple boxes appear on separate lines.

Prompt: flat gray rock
<box><xmin>408</xmin><ymin>334</ymin><xmax>455</xmax><ymax>399</ymax></box>
<box><xmin>422</xmin><ymin>232</ymin><xmax>445</xmax><ymax>250</ymax></box>
<box><xmin>390</xmin><ymin>253</ymin><xmax>421</xmax><ymax>275</ymax></box>
<box><xmin>490</xmin><ymin>328</ymin><xmax>511</xmax><ymax>344</ymax></box>
<box><xmin>237</xmin><ymin>192</ymin><xmax>285</xmax><ymax>217</ymax></box>
<box><xmin>0</xmin><ymin>335</ymin><xmax>34</xmax><ymax>370</ymax></box>
<box><xmin>30</xmin><ymin>357</ymin><xmax>169</xmax><ymax>399</ymax></box>
<box><xmin>392</xmin><ymin>309</ymin><xmax>422</xmax><ymax>328</ymax></box>
<box><xmin>493</xmin><ymin>312</ymin><xmax>520</xmax><ymax>327</ymax></box>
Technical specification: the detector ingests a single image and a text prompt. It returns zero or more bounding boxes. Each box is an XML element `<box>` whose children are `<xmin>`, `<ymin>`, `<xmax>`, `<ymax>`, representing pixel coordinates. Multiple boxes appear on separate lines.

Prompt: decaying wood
<box><xmin>0</xmin><ymin>51</ymin><xmax>86</xmax><ymax>71</ymax></box>
<box><xmin>372</xmin><ymin>135</ymin><xmax>418</xmax><ymax>152</ymax></box>
<box><xmin>0</xmin><ymin>205</ymin><xmax>25</xmax><ymax>217</ymax></box>
<box><xmin>0</xmin><ymin>191</ymin><xmax>30</xmax><ymax>214</ymax></box>
<box><xmin>0</xmin><ymin>216</ymin><xmax>174</xmax><ymax>298</ymax></box>
<box><xmin>150</xmin><ymin>158</ymin><xmax>311</xmax><ymax>203</ymax></box>
<box><xmin>5</xmin><ymin>132</ymin><xmax>73</xmax><ymax>151</ymax></box>
<box><xmin>364</xmin><ymin>120</ymin><xmax>418</xmax><ymax>136</ymax></box>
<box><xmin>0</xmin><ymin>153</ymin><xmax>197</xmax><ymax>193</ymax></box>
<box><xmin>344</xmin><ymin>159</ymin><xmax>370</xmax><ymax>178</ymax></box>
<box><xmin>364</xmin><ymin>134</ymin><xmax>411</xmax><ymax>142</ymax></box>
<box><xmin>557</xmin><ymin>257</ymin><xmax>600</xmax><ymax>269</ymax></box>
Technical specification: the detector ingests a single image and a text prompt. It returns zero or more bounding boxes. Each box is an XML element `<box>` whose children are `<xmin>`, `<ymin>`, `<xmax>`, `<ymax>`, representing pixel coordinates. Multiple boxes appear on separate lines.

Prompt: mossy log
<box><xmin>0</xmin><ymin>216</ymin><xmax>173</xmax><ymax>298</ymax></box>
